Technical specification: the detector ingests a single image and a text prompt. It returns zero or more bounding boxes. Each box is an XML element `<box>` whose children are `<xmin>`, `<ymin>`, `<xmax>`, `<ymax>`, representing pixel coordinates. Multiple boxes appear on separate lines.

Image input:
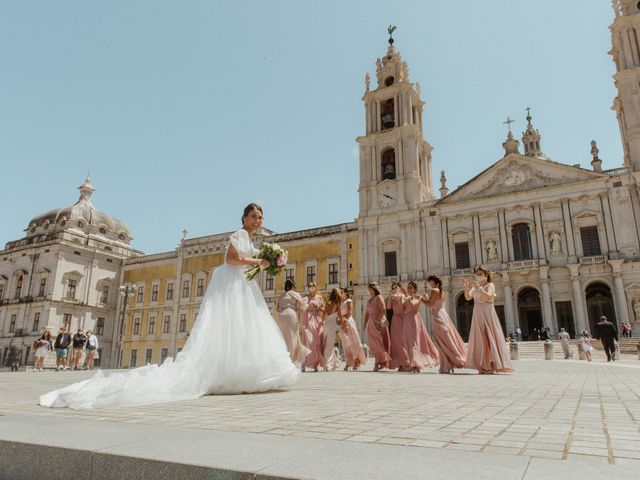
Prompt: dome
<box><xmin>27</xmin><ymin>176</ymin><xmax>132</xmax><ymax>242</ymax></box>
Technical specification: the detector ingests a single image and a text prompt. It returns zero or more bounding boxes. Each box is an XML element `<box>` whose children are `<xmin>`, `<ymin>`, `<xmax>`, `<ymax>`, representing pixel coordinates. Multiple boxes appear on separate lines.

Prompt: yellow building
<box><xmin>112</xmin><ymin>223</ymin><xmax>358</xmax><ymax>368</ymax></box>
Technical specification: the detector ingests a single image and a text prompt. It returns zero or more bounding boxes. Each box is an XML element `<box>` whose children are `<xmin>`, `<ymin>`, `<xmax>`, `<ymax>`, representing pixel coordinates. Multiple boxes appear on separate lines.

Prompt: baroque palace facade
<box><xmin>3</xmin><ymin>3</ymin><xmax>640</xmax><ymax>368</ymax></box>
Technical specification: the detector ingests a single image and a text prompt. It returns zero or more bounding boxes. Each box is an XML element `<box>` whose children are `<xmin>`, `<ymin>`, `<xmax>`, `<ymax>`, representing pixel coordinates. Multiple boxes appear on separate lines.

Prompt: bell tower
<box><xmin>610</xmin><ymin>0</ymin><xmax>640</xmax><ymax>171</ymax></box>
<box><xmin>356</xmin><ymin>27</ymin><xmax>434</xmax><ymax>218</ymax></box>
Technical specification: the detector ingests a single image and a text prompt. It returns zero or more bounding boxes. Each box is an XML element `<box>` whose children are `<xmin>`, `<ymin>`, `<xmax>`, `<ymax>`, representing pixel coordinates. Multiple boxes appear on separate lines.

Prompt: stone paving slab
<box><xmin>1</xmin><ymin>357</ymin><xmax>639</xmax><ymax>478</ymax></box>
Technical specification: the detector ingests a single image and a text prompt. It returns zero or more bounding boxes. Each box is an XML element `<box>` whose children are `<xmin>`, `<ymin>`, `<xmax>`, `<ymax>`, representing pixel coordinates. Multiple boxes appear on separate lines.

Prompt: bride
<box><xmin>40</xmin><ymin>203</ymin><xmax>299</xmax><ymax>409</ymax></box>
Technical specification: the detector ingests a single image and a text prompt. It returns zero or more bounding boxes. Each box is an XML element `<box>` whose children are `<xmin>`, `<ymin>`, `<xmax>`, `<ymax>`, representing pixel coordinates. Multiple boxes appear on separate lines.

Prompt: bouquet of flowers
<box><xmin>245</xmin><ymin>242</ymin><xmax>288</xmax><ymax>281</ymax></box>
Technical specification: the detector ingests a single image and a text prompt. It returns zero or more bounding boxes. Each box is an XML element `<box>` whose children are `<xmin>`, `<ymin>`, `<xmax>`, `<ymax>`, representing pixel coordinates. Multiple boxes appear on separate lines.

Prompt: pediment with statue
<box><xmin>439</xmin><ymin>154</ymin><xmax>604</xmax><ymax>204</ymax></box>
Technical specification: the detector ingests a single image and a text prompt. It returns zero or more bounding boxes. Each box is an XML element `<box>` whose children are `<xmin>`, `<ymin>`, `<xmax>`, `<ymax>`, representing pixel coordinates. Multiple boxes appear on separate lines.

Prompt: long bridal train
<box><xmin>39</xmin><ymin>229</ymin><xmax>299</xmax><ymax>410</ymax></box>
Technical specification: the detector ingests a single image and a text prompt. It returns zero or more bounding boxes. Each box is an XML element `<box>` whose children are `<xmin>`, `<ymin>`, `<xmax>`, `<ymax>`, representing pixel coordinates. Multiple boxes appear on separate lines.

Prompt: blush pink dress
<box><xmin>389</xmin><ymin>294</ymin><xmax>411</xmax><ymax>369</ymax></box>
<box><xmin>465</xmin><ymin>283</ymin><xmax>512</xmax><ymax>373</ymax></box>
<box><xmin>322</xmin><ymin>305</ymin><xmax>340</xmax><ymax>371</ymax></box>
<box><xmin>365</xmin><ymin>295</ymin><xmax>391</xmax><ymax>367</ymax></box>
<box><xmin>338</xmin><ymin>299</ymin><xmax>367</xmax><ymax>369</ymax></box>
<box><xmin>429</xmin><ymin>291</ymin><xmax>466</xmax><ymax>373</ymax></box>
<box><xmin>403</xmin><ymin>297</ymin><xmax>439</xmax><ymax>370</ymax></box>
<box><xmin>301</xmin><ymin>295</ymin><xmax>325</xmax><ymax>369</ymax></box>
<box><xmin>276</xmin><ymin>291</ymin><xmax>311</xmax><ymax>365</ymax></box>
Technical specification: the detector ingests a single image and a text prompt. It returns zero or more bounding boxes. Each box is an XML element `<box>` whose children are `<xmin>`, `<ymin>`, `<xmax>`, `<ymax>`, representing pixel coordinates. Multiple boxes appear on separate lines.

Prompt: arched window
<box><xmin>456</xmin><ymin>293</ymin><xmax>474</xmax><ymax>341</ymax></box>
<box><xmin>380</xmin><ymin>98</ymin><xmax>395</xmax><ymax>130</ymax></box>
<box><xmin>585</xmin><ymin>283</ymin><xmax>617</xmax><ymax>337</ymax></box>
<box><xmin>512</xmin><ymin>223</ymin><xmax>533</xmax><ymax>261</ymax></box>
<box><xmin>381</xmin><ymin>148</ymin><xmax>396</xmax><ymax>180</ymax></box>
<box><xmin>15</xmin><ymin>275</ymin><xmax>23</xmax><ymax>299</ymax></box>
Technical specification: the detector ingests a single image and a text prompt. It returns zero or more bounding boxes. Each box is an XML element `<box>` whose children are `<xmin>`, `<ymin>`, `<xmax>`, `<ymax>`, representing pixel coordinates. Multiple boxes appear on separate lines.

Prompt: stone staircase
<box><xmin>514</xmin><ymin>338</ymin><xmax>640</xmax><ymax>360</ymax></box>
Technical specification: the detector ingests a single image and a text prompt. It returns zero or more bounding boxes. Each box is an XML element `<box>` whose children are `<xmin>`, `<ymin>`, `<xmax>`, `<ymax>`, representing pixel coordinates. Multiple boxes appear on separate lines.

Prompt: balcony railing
<box><xmin>579</xmin><ymin>255</ymin><xmax>607</xmax><ymax>265</ymax></box>
<box><xmin>604</xmin><ymin>167</ymin><xmax>629</xmax><ymax>177</ymax></box>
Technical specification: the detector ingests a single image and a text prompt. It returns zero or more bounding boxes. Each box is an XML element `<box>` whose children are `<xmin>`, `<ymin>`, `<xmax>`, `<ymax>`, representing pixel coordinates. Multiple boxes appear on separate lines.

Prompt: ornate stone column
<box><xmin>539</xmin><ymin>267</ymin><xmax>554</xmax><ymax>333</ymax></box>
<box><xmin>610</xmin><ymin>259</ymin><xmax>630</xmax><ymax>328</ymax></box>
<box><xmin>502</xmin><ymin>272</ymin><xmax>516</xmax><ymax>334</ymax></box>
<box><xmin>567</xmin><ymin>264</ymin><xmax>587</xmax><ymax>333</ymax></box>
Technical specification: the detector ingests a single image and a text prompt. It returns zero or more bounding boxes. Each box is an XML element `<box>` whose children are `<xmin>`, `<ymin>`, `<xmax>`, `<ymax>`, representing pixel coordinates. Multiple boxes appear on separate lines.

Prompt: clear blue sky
<box><xmin>0</xmin><ymin>1</ymin><xmax>621</xmax><ymax>254</ymax></box>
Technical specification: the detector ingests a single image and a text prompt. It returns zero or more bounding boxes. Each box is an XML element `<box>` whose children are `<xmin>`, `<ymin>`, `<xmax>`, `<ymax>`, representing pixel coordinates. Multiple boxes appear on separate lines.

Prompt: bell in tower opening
<box><xmin>381</xmin><ymin>148</ymin><xmax>396</xmax><ymax>180</ymax></box>
<box><xmin>381</xmin><ymin>98</ymin><xmax>395</xmax><ymax>130</ymax></box>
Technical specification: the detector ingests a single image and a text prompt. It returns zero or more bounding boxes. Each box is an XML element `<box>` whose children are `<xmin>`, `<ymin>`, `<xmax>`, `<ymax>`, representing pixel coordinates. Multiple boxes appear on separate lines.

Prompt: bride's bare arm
<box><xmin>226</xmin><ymin>244</ymin><xmax>268</xmax><ymax>267</ymax></box>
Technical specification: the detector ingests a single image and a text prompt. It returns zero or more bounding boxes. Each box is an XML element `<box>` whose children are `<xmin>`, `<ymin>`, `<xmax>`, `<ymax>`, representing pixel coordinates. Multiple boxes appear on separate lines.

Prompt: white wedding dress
<box><xmin>39</xmin><ymin>229</ymin><xmax>299</xmax><ymax>409</ymax></box>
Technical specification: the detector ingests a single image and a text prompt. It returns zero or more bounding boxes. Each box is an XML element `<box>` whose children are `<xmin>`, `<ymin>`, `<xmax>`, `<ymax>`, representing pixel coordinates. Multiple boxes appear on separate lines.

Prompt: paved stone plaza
<box><xmin>1</xmin><ymin>357</ymin><xmax>640</xmax><ymax>479</ymax></box>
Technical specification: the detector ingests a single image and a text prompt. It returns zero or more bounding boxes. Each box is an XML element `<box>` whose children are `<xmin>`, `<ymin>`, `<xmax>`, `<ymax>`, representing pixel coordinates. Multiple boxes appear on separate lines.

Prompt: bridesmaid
<box><xmin>389</xmin><ymin>282</ymin><xmax>411</xmax><ymax>371</ymax></box>
<box><xmin>301</xmin><ymin>282</ymin><xmax>325</xmax><ymax>372</ymax></box>
<box><xmin>276</xmin><ymin>280</ymin><xmax>311</xmax><ymax>366</ymax></box>
<box><xmin>422</xmin><ymin>275</ymin><xmax>466</xmax><ymax>374</ymax></box>
<box><xmin>364</xmin><ymin>282</ymin><xmax>392</xmax><ymax>371</ymax></box>
<box><xmin>322</xmin><ymin>288</ymin><xmax>342</xmax><ymax>371</ymax></box>
<box><xmin>463</xmin><ymin>266</ymin><xmax>512</xmax><ymax>374</ymax></box>
<box><xmin>338</xmin><ymin>288</ymin><xmax>367</xmax><ymax>371</ymax></box>
<box><xmin>403</xmin><ymin>281</ymin><xmax>440</xmax><ymax>373</ymax></box>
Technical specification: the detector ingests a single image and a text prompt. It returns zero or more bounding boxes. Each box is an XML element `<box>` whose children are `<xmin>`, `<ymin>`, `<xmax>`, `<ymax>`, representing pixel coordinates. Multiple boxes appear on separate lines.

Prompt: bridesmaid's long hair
<box><xmin>241</xmin><ymin>203</ymin><xmax>263</xmax><ymax>225</ymax></box>
<box><xmin>427</xmin><ymin>275</ymin><xmax>445</xmax><ymax>300</ymax></box>
<box><xmin>284</xmin><ymin>279</ymin><xmax>295</xmax><ymax>292</ymax></box>
<box><xmin>328</xmin><ymin>288</ymin><xmax>341</xmax><ymax>305</ymax></box>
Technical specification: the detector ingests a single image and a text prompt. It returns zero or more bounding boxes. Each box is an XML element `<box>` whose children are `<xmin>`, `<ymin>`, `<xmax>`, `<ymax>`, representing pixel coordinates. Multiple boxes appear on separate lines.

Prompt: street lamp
<box><xmin>116</xmin><ymin>284</ymin><xmax>137</xmax><ymax>369</ymax></box>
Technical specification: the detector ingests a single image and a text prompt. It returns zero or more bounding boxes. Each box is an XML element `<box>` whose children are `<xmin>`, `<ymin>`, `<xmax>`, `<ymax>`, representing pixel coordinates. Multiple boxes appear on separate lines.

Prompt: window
<box><xmin>380</xmin><ymin>98</ymin><xmax>395</xmax><ymax>130</ymax></box>
<box><xmin>455</xmin><ymin>242</ymin><xmax>471</xmax><ymax>269</ymax></box>
<box><xmin>197</xmin><ymin>278</ymin><xmax>205</xmax><ymax>297</ymax></box>
<box><xmin>512</xmin><ymin>223</ymin><xmax>533</xmax><ymax>261</ymax></box>
<box><xmin>166</xmin><ymin>282</ymin><xmax>174</xmax><ymax>301</ymax></box>
<box><xmin>151</xmin><ymin>284</ymin><xmax>159</xmax><ymax>302</ymax></box>
<box><xmin>580</xmin><ymin>226</ymin><xmax>602</xmax><ymax>257</ymax></box>
<box><xmin>136</xmin><ymin>286</ymin><xmax>144</xmax><ymax>303</ymax></box>
<box><xmin>384</xmin><ymin>251</ymin><xmax>397</xmax><ymax>277</ymax></box>
<box><xmin>9</xmin><ymin>314</ymin><xmax>16</xmax><ymax>333</ymax></box>
<box><xmin>182</xmin><ymin>280</ymin><xmax>190</xmax><ymax>298</ymax></box>
<box><xmin>38</xmin><ymin>278</ymin><xmax>47</xmax><ymax>297</ymax></box>
<box><xmin>148</xmin><ymin>316</ymin><xmax>156</xmax><ymax>335</ymax></box>
<box><xmin>328</xmin><ymin>263</ymin><xmax>339</xmax><ymax>284</ymax></box>
<box><xmin>306</xmin><ymin>266</ymin><xmax>316</xmax><ymax>286</ymax></box>
<box><xmin>265</xmin><ymin>274</ymin><xmax>274</xmax><ymax>291</ymax></box>
<box><xmin>63</xmin><ymin>313</ymin><xmax>72</xmax><ymax>329</ymax></box>
<box><xmin>32</xmin><ymin>312</ymin><xmax>40</xmax><ymax>332</ymax></box>
<box><xmin>130</xmin><ymin>349</ymin><xmax>138</xmax><ymax>368</ymax></box>
<box><xmin>0</xmin><ymin>284</ymin><xmax>4</xmax><ymax>301</ymax></box>
<box><xmin>163</xmin><ymin>315</ymin><xmax>171</xmax><ymax>333</ymax></box>
<box><xmin>179</xmin><ymin>314</ymin><xmax>187</xmax><ymax>333</ymax></box>
<box><xmin>145</xmin><ymin>349</ymin><xmax>153</xmax><ymax>365</ymax></box>
<box><xmin>100</xmin><ymin>285</ymin><xmax>109</xmax><ymax>303</ymax></box>
<box><xmin>381</xmin><ymin>148</ymin><xmax>396</xmax><ymax>180</ymax></box>
<box><xmin>160</xmin><ymin>348</ymin><xmax>168</xmax><ymax>363</ymax></box>
<box><xmin>133</xmin><ymin>317</ymin><xmax>140</xmax><ymax>335</ymax></box>
<box><xmin>96</xmin><ymin>317</ymin><xmax>105</xmax><ymax>335</ymax></box>
<box><xmin>286</xmin><ymin>268</ymin><xmax>295</xmax><ymax>284</ymax></box>
<box><xmin>66</xmin><ymin>279</ymin><xmax>76</xmax><ymax>299</ymax></box>
<box><xmin>15</xmin><ymin>275</ymin><xmax>24</xmax><ymax>298</ymax></box>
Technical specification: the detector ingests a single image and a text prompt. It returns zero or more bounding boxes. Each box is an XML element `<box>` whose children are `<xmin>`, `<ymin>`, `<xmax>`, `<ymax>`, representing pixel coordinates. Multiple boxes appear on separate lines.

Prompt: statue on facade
<box><xmin>633</xmin><ymin>299</ymin><xmax>640</xmax><ymax>322</ymax></box>
<box><xmin>485</xmin><ymin>240</ymin><xmax>498</xmax><ymax>261</ymax></box>
<box><xmin>365</xmin><ymin>72</ymin><xmax>370</xmax><ymax>92</ymax></box>
<box><xmin>549</xmin><ymin>232</ymin><xmax>562</xmax><ymax>255</ymax></box>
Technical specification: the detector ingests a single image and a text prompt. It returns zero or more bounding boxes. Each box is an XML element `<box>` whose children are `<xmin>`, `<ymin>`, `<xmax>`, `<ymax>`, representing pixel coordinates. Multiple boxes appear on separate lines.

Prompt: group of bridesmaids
<box><xmin>275</xmin><ymin>265</ymin><xmax>512</xmax><ymax>375</ymax></box>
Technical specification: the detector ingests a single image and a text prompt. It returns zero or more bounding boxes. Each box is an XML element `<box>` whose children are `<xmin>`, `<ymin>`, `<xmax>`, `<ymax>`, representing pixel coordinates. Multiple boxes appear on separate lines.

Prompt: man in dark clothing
<box><xmin>596</xmin><ymin>316</ymin><xmax>618</xmax><ymax>362</ymax></box>
<box><xmin>54</xmin><ymin>326</ymin><xmax>71</xmax><ymax>371</ymax></box>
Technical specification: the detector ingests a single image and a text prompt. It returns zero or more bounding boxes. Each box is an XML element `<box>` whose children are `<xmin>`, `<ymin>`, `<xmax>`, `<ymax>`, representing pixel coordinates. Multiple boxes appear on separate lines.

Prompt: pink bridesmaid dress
<box><xmin>429</xmin><ymin>292</ymin><xmax>466</xmax><ymax>373</ymax></box>
<box><xmin>276</xmin><ymin>291</ymin><xmax>311</xmax><ymax>365</ymax></box>
<box><xmin>365</xmin><ymin>296</ymin><xmax>391</xmax><ymax>368</ymax></box>
<box><xmin>301</xmin><ymin>295</ymin><xmax>325</xmax><ymax>370</ymax></box>
<box><xmin>466</xmin><ymin>282</ymin><xmax>512</xmax><ymax>373</ymax></box>
<box><xmin>403</xmin><ymin>297</ymin><xmax>439</xmax><ymax>370</ymax></box>
<box><xmin>389</xmin><ymin>295</ymin><xmax>411</xmax><ymax>370</ymax></box>
<box><xmin>338</xmin><ymin>299</ymin><xmax>367</xmax><ymax>369</ymax></box>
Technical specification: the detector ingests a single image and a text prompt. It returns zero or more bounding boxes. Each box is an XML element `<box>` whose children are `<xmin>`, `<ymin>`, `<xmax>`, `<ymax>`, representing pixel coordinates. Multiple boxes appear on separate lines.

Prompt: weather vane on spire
<box><xmin>387</xmin><ymin>25</ymin><xmax>397</xmax><ymax>45</ymax></box>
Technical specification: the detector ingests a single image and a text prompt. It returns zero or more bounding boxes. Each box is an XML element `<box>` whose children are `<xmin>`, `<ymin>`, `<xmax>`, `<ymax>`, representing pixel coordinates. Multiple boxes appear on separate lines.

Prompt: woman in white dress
<box><xmin>39</xmin><ymin>204</ymin><xmax>299</xmax><ymax>409</ymax></box>
<box><xmin>322</xmin><ymin>289</ymin><xmax>342</xmax><ymax>371</ymax></box>
<box><xmin>579</xmin><ymin>330</ymin><xmax>595</xmax><ymax>362</ymax></box>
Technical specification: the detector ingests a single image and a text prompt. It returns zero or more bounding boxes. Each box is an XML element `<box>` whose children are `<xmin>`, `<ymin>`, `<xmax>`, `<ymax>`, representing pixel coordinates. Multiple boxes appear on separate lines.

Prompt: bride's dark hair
<box><xmin>242</xmin><ymin>203</ymin><xmax>263</xmax><ymax>225</ymax></box>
